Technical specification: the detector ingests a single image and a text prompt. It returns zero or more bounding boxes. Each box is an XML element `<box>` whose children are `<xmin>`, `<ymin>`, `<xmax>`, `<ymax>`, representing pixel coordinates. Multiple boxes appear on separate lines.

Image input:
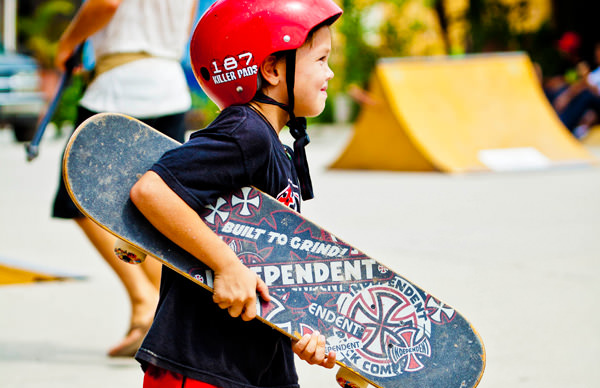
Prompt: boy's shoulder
<box><xmin>188</xmin><ymin>105</ymin><xmax>277</xmax><ymax>154</ymax></box>
<box><xmin>198</xmin><ymin>105</ymin><xmax>269</xmax><ymax>136</ymax></box>
<box><xmin>187</xmin><ymin>105</ymin><xmax>281</xmax><ymax>159</ymax></box>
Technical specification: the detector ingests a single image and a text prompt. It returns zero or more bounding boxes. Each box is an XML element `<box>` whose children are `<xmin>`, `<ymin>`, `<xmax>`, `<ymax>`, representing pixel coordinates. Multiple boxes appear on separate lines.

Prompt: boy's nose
<box><xmin>326</xmin><ymin>65</ymin><xmax>334</xmax><ymax>80</ymax></box>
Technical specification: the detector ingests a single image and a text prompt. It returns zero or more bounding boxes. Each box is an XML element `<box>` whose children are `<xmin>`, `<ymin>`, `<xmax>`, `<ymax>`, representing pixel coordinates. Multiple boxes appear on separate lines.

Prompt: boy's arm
<box><xmin>130</xmin><ymin>171</ymin><xmax>270</xmax><ymax>321</ymax></box>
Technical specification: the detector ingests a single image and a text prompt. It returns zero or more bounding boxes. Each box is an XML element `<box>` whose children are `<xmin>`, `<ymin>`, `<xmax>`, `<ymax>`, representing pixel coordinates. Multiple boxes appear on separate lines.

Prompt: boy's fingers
<box><xmin>228</xmin><ymin>303</ymin><xmax>243</xmax><ymax>318</ymax></box>
<box><xmin>292</xmin><ymin>333</ymin><xmax>311</xmax><ymax>356</ymax></box>
<box><xmin>295</xmin><ymin>333</ymin><xmax>319</xmax><ymax>360</ymax></box>
<box><xmin>256</xmin><ymin>277</ymin><xmax>271</xmax><ymax>301</ymax></box>
<box><xmin>292</xmin><ymin>332</ymin><xmax>337</xmax><ymax>368</ymax></box>
<box><xmin>214</xmin><ymin>294</ymin><xmax>232</xmax><ymax>310</ymax></box>
<box><xmin>294</xmin><ymin>333</ymin><xmax>310</xmax><ymax>348</ymax></box>
<box><xmin>321</xmin><ymin>351</ymin><xmax>337</xmax><ymax>369</ymax></box>
<box><xmin>213</xmin><ymin>290</ymin><xmax>227</xmax><ymax>304</ymax></box>
<box><xmin>304</xmin><ymin>333</ymin><xmax>318</xmax><ymax>355</ymax></box>
<box><xmin>242</xmin><ymin>299</ymin><xmax>257</xmax><ymax>321</ymax></box>
<box><xmin>309</xmin><ymin>335</ymin><xmax>326</xmax><ymax>364</ymax></box>
<box><xmin>298</xmin><ymin>334</ymin><xmax>317</xmax><ymax>361</ymax></box>
<box><xmin>213</xmin><ymin>293</ymin><xmax>228</xmax><ymax>308</ymax></box>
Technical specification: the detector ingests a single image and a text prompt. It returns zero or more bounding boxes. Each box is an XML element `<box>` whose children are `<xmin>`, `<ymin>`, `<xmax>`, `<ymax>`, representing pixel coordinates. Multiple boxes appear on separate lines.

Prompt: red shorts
<box><xmin>143</xmin><ymin>364</ymin><xmax>220</xmax><ymax>388</ymax></box>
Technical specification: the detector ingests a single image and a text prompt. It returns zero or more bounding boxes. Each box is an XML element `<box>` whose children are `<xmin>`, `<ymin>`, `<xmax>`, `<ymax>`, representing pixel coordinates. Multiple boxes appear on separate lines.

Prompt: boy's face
<box><xmin>293</xmin><ymin>26</ymin><xmax>334</xmax><ymax>118</ymax></box>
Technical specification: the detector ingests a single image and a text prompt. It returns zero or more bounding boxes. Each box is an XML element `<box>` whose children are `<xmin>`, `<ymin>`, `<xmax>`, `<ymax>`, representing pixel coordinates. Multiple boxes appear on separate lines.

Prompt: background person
<box><xmin>52</xmin><ymin>0</ymin><xmax>197</xmax><ymax>357</ymax></box>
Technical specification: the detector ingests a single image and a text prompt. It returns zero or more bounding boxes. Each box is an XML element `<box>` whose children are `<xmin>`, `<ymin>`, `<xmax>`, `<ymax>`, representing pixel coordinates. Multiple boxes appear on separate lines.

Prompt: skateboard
<box><xmin>64</xmin><ymin>113</ymin><xmax>485</xmax><ymax>388</ymax></box>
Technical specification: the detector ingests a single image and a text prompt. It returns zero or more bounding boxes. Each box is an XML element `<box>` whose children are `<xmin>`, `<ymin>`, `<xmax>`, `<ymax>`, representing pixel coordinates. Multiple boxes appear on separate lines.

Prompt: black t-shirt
<box><xmin>135</xmin><ymin>105</ymin><xmax>301</xmax><ymax>388</ymax></box>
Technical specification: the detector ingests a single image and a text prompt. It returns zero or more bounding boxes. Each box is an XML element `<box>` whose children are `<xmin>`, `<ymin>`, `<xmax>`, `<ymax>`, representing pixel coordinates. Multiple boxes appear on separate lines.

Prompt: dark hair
<box><xmin>305</xmin><ymin>17</ymin><xmax>336</xmax><ymax>46</ymax></box>
<box><xmin>270</xmin><ymin>17</ymin><xmax>336</xmax><ymax>60</ymax></box>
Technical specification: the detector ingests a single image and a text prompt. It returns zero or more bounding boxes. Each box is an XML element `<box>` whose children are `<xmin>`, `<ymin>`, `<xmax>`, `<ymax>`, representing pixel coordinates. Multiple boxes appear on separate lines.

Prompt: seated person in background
<box><xmin>540</xmin><ymin>32</ymin><xmax>600</xmax><ymax>139</ymax></box>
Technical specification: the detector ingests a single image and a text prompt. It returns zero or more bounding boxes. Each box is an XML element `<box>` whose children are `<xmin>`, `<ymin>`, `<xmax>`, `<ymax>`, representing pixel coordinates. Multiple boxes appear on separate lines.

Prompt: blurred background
<box><xmin>1</xmin><ymin>2</ymin><xmax>599</xmax><ymax>387</ymax></box>
<box><xmin>3</xmin><ymin>0</ymin><xmax>600</xmax><ymax>139</ymax></box>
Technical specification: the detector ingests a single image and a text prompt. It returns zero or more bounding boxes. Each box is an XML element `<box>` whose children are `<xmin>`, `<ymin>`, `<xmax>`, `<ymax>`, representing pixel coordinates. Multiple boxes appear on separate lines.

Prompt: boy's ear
<box><xmin>260</xmin><ymin>55</ymin><xmax>284</xmax><ymax>87</ymax></box>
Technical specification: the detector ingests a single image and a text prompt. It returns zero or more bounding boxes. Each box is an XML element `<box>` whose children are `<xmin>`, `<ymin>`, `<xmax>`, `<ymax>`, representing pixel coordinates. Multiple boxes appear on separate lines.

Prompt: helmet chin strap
<box><xmin>254</xmin><ymin>50</ymin><xmax>314</xmax><ymax>201</ymax></box>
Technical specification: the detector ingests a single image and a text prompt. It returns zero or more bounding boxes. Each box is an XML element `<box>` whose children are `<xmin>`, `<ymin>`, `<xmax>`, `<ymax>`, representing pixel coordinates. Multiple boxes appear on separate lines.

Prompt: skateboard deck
<box><xmin>64</xmin><ymin>113</ymin><xmax>485</xmax><ymax>388</ymax></box>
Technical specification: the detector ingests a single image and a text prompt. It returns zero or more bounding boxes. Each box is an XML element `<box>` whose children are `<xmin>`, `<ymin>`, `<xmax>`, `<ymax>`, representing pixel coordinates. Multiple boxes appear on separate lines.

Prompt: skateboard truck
<box><xmin>336</xmin><ymin>367</ymin><xmax>369</xmax><ymax>388</ymax></box>
<box><xmin>114</xmin><ymin>239</ymin><xmax>147</xmax><ymax>264</ymax></box>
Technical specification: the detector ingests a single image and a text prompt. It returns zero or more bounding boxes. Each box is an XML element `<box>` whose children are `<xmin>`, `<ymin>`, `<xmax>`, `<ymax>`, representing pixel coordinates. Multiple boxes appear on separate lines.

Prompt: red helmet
<box><xmin>190</xmin><ymin>0</ymin><xmax>343</xmax><ymax>109</ymax></box>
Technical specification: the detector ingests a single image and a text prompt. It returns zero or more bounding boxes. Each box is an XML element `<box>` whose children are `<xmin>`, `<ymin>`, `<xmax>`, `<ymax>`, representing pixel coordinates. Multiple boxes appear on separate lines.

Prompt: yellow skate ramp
<box><xmin>582</xmin><ymin>126</ymin><xmax>600</xmax><ymax>146</ymax></box>
<box><xmin>331</xmin><ymin>53</ymin><xmax>597</xmax><ymax>172</ymax></box>
<box><xmin>0</xmin><ymin>257</ymin><xmax>82</xmax><ymax>286</ymax></box>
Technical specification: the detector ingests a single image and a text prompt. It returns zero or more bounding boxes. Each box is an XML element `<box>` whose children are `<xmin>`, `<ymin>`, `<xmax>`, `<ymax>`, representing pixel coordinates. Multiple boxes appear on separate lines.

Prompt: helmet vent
<box><xmin>200</xmin><ymin>67</ymin><xmax>210</xmax><ymax>81</ymax></box>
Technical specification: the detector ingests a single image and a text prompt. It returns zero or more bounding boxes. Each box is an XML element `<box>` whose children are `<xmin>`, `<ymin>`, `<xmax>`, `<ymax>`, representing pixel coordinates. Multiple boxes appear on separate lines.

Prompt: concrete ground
<box><xmin>0</xmin><ymin>124</ymin><xmax>599</xmax><ymax>388</ymax></box>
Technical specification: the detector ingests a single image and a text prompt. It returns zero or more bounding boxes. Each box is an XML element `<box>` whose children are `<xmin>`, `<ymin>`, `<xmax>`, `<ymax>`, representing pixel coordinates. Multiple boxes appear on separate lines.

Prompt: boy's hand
<box><xmin>213</xmin><ymin>261</ymin><xmax>270</xmax><ymax>321</ymax></box>
<box><xmin>293</xmin><ymin>332</ymin><xmax>336</xmax><ymax>369</ymax></box>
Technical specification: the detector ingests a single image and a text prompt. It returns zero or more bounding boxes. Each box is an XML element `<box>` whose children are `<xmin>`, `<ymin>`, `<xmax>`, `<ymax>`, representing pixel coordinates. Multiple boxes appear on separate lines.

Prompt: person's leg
<box><xmin>53</xmin><ymin>106</ymin><xmax>159</xmax><ymax>356</ymax></box>
<box><xmin>559</xmin><ymin>89</ymin><xmax>597</xmax><ymax>131</ymax></box>
<box><xmin>75</xmin><ymin>217</ymin><xmax>159</xmax><ymax>356</ymax></box>
<box><xmin>140</xmin><ymin>255</ymin><xmax>162</xmax><ymax>290</ymax></box>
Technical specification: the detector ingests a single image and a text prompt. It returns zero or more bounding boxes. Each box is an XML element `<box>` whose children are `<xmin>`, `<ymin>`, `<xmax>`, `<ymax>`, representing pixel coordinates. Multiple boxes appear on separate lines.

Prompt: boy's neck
<box><xmin>248</xmin><ymin>101</ymin><xmax>289</xmax><ymax>135</ymax></box>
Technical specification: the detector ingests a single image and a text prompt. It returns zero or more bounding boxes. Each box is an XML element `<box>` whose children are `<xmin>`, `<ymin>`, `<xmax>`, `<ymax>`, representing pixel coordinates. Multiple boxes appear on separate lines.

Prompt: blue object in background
<box><xmin>182</xmin><ymin>0</ymin><xmax>215</xmax><ymax>94</ymax></box>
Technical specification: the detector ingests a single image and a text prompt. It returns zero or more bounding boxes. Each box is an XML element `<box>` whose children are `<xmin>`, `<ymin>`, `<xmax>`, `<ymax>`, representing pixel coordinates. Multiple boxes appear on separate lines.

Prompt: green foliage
<box><xmin>18</xmin><ymin>0</ymin><xmax>75</xmax><ymax>68</ymax></box>
<box><xmin>52</xmin><ymin>73</ymin><xmax>85</xmax><ymax>133</ymax></box>
<box><xmin>186</xmin><ymin>92</ymin><xmax>220</xmax><ymax>131</ymax></box>
<box><xmin>313</xmin><ymin>96</ymin><xmax>335</xmax><ymax>124</ymax></box>
<box><xmin>379</xmin><ymin>18</ymin><xmax>426</xmax><ymax>57</ymax></box>
<box><xmin>17</xmin><ymin>0</ymin><xmax>79</xmax><ymax>129</ymax></box>
<box><xmin>324</xmin><ymin>0</ymin><xmax>421</xmax><ymax>123</ymax></box>
<box><xmin>337</xmin><ymin>0</ymin><xmax>379</xmax><ymax>89</ymax></box>
<box><xmin>463</xmin><ymin>0</ymin><xmax>567</xmax><ymax>79</ymax></box>
<box><xmin>521</xmin><ymin>22</ymin><xmax>563</xmax><ymax>78</ymax></box>
<box><xmin>465</xmin><ymin>0</ymin><xmax>529</xmax><ymax>52</ymax></box>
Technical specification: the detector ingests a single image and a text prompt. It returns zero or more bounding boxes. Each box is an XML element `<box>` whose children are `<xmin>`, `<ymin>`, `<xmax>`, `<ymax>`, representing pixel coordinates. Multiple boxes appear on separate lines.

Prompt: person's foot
<box><xmin>108</xmin><ymin>292</ymin><xmax>157</xmax><ymax>358</ymax></box>
<box><xmin>107</xmin><ymin>320</ymin><xmax>152</xmax><ymax>357</ymax></box>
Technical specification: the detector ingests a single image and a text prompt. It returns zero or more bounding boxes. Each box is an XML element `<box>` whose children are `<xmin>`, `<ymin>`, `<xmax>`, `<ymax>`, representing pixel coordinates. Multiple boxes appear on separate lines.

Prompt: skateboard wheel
<box><xmin>114</xmin><ymin>239</ymin><xmax>146</xmax><ymax>264</ymax></box>
<box><xmin>336</xmin><ymin>367</ymin><xmax>369</xmax><ymax>388</ymax></box>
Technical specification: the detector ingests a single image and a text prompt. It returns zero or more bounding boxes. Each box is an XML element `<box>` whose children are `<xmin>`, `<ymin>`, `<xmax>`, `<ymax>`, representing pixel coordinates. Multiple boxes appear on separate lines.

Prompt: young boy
<box><xmin>130</xmin><ymin>0</ymin><xmax>343</xmax><ymax>387</ymax></box>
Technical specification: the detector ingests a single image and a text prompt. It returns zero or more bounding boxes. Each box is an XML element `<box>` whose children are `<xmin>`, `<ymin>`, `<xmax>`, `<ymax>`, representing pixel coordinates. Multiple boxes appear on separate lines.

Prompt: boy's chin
<box><xmin>299</xmin><ymin>102</ymin><xmax>327</xmax><ymax>119</ymax></box>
